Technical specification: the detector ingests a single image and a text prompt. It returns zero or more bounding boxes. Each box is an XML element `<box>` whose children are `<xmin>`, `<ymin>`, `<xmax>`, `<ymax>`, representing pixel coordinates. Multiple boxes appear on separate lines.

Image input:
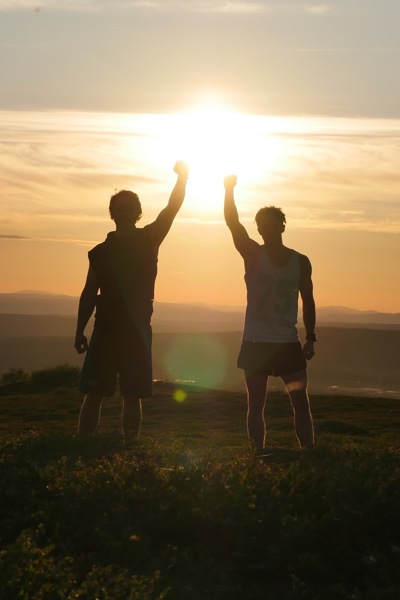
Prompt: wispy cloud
<box><xmin>0</xmin><ymin>234</ymin><xmax>31</xmax><ymax>239</ymax></box>
<box><xmin>1</xmin><ymin>109</ymin><xmax>399</xmax><ymax>310</ymax></box>
<box><xmin>0</xmin><ymin>0</ymin><xmax>92</xmax><ymax>10</ymax></box>
<box><xmin>0</xmin><ymin>110</ymin><xmax>179</xmax><ymax>243</ymax></box>
<box><xmin>0</xmin><ymin>0</ymin><xmax>269</xmax><ymax>11</ymax></box>
<box><xmin>2</xmin><ymin>110</ymin><xmax>400</xmax><ymax>241</ymax></box>
<box><xmin>0</xmin><ymin>0</ymin><xmax>330</xmax><ymax>14</ymax></box>
<box><xmin>0</xmin><ymin>233</ymin><xmax>98</xmax><ymax>246</ymax></box>
<box><xmin>305</xmin><ymin>3</ymin><xmax>331</xmax><ymax>15</ymax></box>
<box><xmin>192</xmin><ymin>1</ymin><xmax>269</xmax><ymax>14</ymax></box>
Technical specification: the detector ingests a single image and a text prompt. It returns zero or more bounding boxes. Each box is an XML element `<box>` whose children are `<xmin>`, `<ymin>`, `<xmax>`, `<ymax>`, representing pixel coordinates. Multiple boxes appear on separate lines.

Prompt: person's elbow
<box><xmin>302</xmin><ymin>297</ymin><xmax>316</xmax><ymax>317</ymax></box>
<box><xmin>80</xmin><ymin>285</ymin><xmax>97</xmax><ymax>308</ymax></box>
<box><xmin>224</xmin><ymin>212</ymin><xmax>239</xmax><ymax>229</ymax></box>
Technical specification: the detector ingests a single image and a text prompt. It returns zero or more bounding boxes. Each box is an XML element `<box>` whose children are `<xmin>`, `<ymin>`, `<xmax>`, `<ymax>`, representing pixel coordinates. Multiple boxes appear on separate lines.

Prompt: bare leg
<box><xmin>77</xmin><ymin>393</ymin><xmax>103</xmax><ymax>435</ymax></box>
<box><xmin>282</xmin><ymin>370</ymin><xmax>314</xmax><ymax>450</ymax></box>
<box><xmin>245</xmin><ymin>371</ymin><xmax>268</xmax><ymax>454</ymax></box>
<box><xmin>121</xmin><ymin>395</ymin><xmax>142</xmax><ymax>440</ymax></box>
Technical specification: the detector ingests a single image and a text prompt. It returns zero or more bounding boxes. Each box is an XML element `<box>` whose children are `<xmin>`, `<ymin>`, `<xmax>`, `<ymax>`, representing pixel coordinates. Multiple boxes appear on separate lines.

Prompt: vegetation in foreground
<box><xmin>0</xmin><ymin>366</ymin><xmax>400</xmax><ymax>599</ymax></box>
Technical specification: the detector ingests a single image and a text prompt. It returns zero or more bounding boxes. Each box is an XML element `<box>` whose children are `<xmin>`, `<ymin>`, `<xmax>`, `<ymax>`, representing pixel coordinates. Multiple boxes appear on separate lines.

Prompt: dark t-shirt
<box><xmin>89</xmin><ymin>227</ymin><xmax>158</xmax><ymax>326</ymax></box>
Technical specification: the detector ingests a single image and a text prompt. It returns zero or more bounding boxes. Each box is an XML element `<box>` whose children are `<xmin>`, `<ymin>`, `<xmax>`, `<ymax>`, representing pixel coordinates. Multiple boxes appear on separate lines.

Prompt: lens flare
<box><xmin>164</xmin><ymin>334</ymin><xmax>227</xmax><ymax>390</ymax></box>
<box><xmin>146</xmin><ymin>105</ymin><xmax>284</xmax><ymax>213</ymax></box>
<box><xmin>173</xmin><ymin>389</ymin><xmax>187</xmax><ymax>403</ymax></box>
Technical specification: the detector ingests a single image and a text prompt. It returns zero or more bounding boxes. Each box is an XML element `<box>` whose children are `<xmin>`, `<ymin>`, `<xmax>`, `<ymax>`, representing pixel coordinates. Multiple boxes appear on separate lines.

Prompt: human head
<box><xmin>109</xmin><ymin>190</ymin><xmax>142</xmax><ymax>224</ymax></box>
<box><xmin>255</xmin><ymin>205</ymin><xmax>286</xmax><ymax>238</ymax></box>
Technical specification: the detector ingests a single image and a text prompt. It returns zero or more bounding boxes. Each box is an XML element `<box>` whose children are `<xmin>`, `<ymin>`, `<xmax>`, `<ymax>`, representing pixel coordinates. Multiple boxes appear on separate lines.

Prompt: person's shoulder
<box><xmin>242</xmin><ymin>236</ymin><xmax>261</xmax><ymax>252</ymax></box>
<box><xmin>133</xmin><ymin>224</ymin><xmax>154</xmax><ymax>241</ymax></box>
<box><xmin>236</xmin><ymin>237</ymin><xmax>261</xmax><ymax>263</ymax></box>
<box><xmin>295</xmin><ymin>251</ymin><xmax>312</xmax><ymax>278</ymax></box>
<box><xmin>88</xmin><ymin>234</ymin><xmax>113</xmax><ymax>256</ymax></box>
<box><xmin>250</xmin><ymin>239</ymin><xmax>263</xmax><ymax>251</ymax></box>
<box><xmin>135</xmin><ymin>224</ymin><xmax>151</xmax><ymax>233</ymax></box>
<box><xmin>292</xmin><ymin>249</ymin><xmax>311</xmax><ymax>263</ymax></box>
<box><xmin>236</xmin><ymin>232</ymin><xmax>259</xmax><ymax>248</ymax></box>
<box><xmin>142</xmin><ymin>219</ymin><xmax>169</xmax><ymax>246</ymax></box>
<box><xmin>89</xmin><ymin>241</ymin><xmax>104</xmax><ymax>254</ymax></box>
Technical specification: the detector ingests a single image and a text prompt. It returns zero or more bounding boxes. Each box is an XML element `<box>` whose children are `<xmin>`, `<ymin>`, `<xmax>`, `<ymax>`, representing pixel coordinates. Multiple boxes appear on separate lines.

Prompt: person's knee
<box><xmin>247</xmin><ymin>397</ymin><xmax>265</xmax><ymax>416</ymax></box>
<box><xmin>85</xmin><ymin>393</ymin><xmax>103</xmax><ymax>406</ymax></box>
<box><xmin>122</xmin><ymin>395</ymin><xmax>141</xmax><ymax>405</ymax></box>
<box><xmin>289</xmin><ymin>390</ymin><xmax>310</xmax><ymax>412</ymax></box>
<box><xmin>283</xmin><ymin>369</ymin><xmax>308</xmax><ymax>394</ymax></box>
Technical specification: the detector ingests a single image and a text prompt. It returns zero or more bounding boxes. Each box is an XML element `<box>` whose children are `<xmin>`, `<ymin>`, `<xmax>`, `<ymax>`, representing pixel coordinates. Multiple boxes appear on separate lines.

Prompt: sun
<box><xmin>150</xmin><ymin>101</ymin><xmax>284</xmax><ymax>214</ymax></box>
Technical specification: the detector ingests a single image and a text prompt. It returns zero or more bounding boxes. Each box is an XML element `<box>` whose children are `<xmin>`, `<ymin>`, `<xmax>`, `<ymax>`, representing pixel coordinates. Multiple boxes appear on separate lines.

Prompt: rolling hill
<box><xmin>0</xmin><ymin>292</ymin><xmax>399</xmax><ymax>332</ymax></box>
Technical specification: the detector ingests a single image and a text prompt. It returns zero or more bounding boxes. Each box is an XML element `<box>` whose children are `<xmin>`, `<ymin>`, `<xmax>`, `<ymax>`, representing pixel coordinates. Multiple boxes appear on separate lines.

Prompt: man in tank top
<box><xmin>74</xmin><ymin>161</ymin><xmax>189</xmax><ymax>441</ymax></box>
<box><xmin>224</xmin><ymin>175</ymin><xmax>316</xmax><ymax>457</ymax></box>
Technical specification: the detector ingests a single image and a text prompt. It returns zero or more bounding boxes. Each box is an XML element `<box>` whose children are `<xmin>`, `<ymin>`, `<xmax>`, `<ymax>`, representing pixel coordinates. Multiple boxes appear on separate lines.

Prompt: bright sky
<box><xmin>1</xmin><ymin>1</ymin><xmax>400</xmax><ymax>313</ymax></box>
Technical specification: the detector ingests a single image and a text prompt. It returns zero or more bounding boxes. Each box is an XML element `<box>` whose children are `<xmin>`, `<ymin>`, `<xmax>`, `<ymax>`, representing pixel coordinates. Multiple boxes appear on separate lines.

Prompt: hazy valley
<box><xmin>0</xmin><ymin>292</ymin><xmax>399</xmax><ymax>398</ymax></box>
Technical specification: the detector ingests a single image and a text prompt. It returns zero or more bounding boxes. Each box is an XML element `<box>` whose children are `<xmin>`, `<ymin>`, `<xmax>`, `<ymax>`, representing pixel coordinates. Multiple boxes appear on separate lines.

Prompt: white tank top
<box><xmin>243</xmin><ymin>248</ymin><xmax>300</xmax><ymax>343</ymax></box>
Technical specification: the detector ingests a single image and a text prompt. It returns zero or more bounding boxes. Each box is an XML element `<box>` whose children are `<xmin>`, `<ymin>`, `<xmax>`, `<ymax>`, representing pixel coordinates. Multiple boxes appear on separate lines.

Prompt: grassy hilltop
<box><xmin>1</xmin><ymin>378</ymin><xmax>400</xmax><ymax>599</ymax></box>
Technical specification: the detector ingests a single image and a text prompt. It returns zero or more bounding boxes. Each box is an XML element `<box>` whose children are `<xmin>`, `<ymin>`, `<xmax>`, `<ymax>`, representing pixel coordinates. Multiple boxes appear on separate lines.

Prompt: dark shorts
<box><xmin>79</xmin><ymin>323</ymin><xmax>153</xmax><ymax>397</ymax></box>
<box><xmin>237</xmin><ymin>340</ymin><xmax>306</xmax><ymax>376</ymax></box>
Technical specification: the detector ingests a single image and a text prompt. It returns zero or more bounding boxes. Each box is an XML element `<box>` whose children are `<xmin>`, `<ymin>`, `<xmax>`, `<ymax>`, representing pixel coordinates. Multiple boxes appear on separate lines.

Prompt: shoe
<box><xmin>123</xmin><ymin>432</ymin><xmax>139</xmax><ymax>448</ymax></box>
<box><xmin>255</xmin><ymin>449</ymin><xmax>273</xmax><ymax>461</ymax></box>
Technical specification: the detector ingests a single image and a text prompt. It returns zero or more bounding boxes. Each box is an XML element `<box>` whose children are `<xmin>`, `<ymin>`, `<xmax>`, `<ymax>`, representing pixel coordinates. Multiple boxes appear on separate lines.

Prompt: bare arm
<box><xmin>74</xmin><ymin>265</ymin><xmax>99</xmax><ymax>354</ymax></box>
<box><xmin>299</xmin><ymin>254</ymin><xmax>317</xmax><ymax>360</ymax></box>
<box><xmin>149</xmin><ymin>160</ymin><xmax>189</xmax><ymax>245</ymax></box>
<box><xmin>223</xmin><ymin>175</ymin><xmax>253</xmax><ymax>255</ymax></box>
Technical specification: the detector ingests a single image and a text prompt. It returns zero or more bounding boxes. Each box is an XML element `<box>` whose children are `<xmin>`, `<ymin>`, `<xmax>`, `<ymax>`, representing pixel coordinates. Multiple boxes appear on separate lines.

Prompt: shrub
<box><xmin>30</xmin><ymin>364</ymin><xmax>80</xmax><ymax>390</ymax></box>
<box><xmin>1</xmin><ymin>367</ymin><xmax>30</xmax><ymax>386</ymax></box>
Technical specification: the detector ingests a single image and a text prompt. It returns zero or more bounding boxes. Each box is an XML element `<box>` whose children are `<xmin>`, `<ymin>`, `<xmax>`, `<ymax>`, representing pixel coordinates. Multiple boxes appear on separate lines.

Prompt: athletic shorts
<box><xmin>79</xmin><ymin>323</ymin><xmax>152</xmax><ymax>397</ymax></box>
<box><xmin>237</xmin><ymin>340</ymin><xmax>306</xmax><ymax>376</ymax></box>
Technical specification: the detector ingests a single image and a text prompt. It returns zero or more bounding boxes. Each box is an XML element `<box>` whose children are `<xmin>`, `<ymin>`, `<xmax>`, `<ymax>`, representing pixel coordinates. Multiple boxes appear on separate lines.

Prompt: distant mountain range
<box><xmin>0</xmin><ymin>292</ymin><xmax>80</xmax><ymax>316</ymax></box>
<box><xmin>0</xmin><ymin>292</ymin><xmax>399</xmax><ymax>333</ymax></box>
<box><xmin>316</xmin><ymin>306</ymin><xmax>400</xmax><ymax>326</ymax></box>
<box><xmin>0</xmin><ymin>294</ymin><xmax>399</xmax><ymax>397</ymax></box>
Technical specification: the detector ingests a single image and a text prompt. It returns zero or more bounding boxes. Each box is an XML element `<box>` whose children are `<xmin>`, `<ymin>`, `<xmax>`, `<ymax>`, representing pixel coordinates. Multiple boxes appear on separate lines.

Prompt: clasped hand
<box><xmin>302</xmin><ymin>340</ymin><xmax>315</xmax><ymax>361</ymax></box>
<box><xmin>75</xmin><ymin>333</ymin><xmax>88</xmax><ymax>354</ymax></box>
<box><xmin>224</xmin><ymin>174</ymin><xmax>237</xmax><ymax>190</ymax></box>
<box><xmin>173</xmin><ymin>160</ymin><xmax>190</xmax><ymax>179</ymax></box>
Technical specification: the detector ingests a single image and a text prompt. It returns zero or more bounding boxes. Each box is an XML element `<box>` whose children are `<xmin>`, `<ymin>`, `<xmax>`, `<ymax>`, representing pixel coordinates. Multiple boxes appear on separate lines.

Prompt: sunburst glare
<box><xmin>145</xmin><ymin>103</ymin><xmax>285</xmax><ymax>213</ymax></box>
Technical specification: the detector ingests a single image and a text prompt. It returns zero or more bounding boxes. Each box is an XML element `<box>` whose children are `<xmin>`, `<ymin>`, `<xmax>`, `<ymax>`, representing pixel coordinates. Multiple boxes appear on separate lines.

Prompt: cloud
<box><xmin>0</xmin><ymin>234</ymin><xmax>31</xmax><ymax>239</ymax></box>
<box><xmin>305</xmin><ymin>3</ymin><xmax>330</xmax><ymax>15</ymax></box>
<box><xmin>0</xmin><ymin>110</ymin><xmax>183</xmax><ymax>243</ymax></box>
<box><xmin>192</xmin><ymin>1</ymin><xmax>269</xmax><ymax>14</ymax></box>
<box><xmin>0</xmin><ymin>0</ymin><xmax>295</xmax><ymax>14</ymax></box>
<box><xmin>0</xmin><ymin>0</ymin><xmax>267</xmax><ymax>11</ymax></box>
<box><xmin>0</xmin><ymin>0</ymin><xmax>337</xmax><ymax>14</ymax></box>
<box><xmin>0</xmin><ymin>0</ymin><xmax>92</xmax><ymax>10</ymax></box>
<box><xmin>1</xmin><ymin>108</ymin><xmax>399</xmax><ymax>311</ymax></box>
<box><xmin>238</xmin><ymin>116</ymin><xmax>400</xmax><ymax>233</ymax></box>
<box><xmin>2</xmin><ymin>109</ymin><xmax>400</xmax><ymax>240</ymax></box>
<box><xmin>0</xmin><ymin>233</ymin><xmax>99</xmax><ymax>247</ymax></box>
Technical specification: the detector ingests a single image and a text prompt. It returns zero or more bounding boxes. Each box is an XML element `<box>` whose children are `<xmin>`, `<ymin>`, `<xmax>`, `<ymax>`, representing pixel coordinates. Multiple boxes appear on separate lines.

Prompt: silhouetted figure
<box><xmin>224</xmin><ymin>175</ymin><xmax>316</xmax><ymax>456</ymax></box>
<box><xmin>75</xmin><ymin>161</ymin><xmax>189</xmax><ymax>440</ymax></box>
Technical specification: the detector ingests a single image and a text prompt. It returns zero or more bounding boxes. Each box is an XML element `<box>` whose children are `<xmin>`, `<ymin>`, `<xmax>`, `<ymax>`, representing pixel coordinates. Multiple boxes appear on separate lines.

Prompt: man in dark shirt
<box><xmin>74</xmin><ymin>161</ymin><xmax>189</xmax><ymax>440</ymax></box>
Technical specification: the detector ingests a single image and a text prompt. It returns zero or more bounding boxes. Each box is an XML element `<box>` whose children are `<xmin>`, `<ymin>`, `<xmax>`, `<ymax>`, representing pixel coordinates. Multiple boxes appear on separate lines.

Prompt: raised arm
<box><xmin>149</xmin><ymin>161</ymin><xmax>189</xmax><ymax>245</ymax></box>
<box><xmin>74</xmin><ymin>265</ymin><xmax>99</xmax><ymax>354</ymax></box>
<box><xmin>224</xmin><ymin>174</ymin><xmax>253</xmax><ymax>255</ymax></box>
<box><xmin>299</xmin><ymin>254</ymin><xmax>317</xmax><ymax>360</ymax></box>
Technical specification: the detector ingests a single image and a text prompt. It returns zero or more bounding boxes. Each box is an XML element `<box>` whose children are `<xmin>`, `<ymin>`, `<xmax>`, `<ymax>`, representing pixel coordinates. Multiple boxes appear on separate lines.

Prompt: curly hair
<box><xmin>109</xmin><ymin>190</ymin><xmax>142</xmax><ymax>223</ymax></box>
<box><xmin>255</xmin><ymin>205</ymin><xmax>286</xmax><ymax>227</ymax></box>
